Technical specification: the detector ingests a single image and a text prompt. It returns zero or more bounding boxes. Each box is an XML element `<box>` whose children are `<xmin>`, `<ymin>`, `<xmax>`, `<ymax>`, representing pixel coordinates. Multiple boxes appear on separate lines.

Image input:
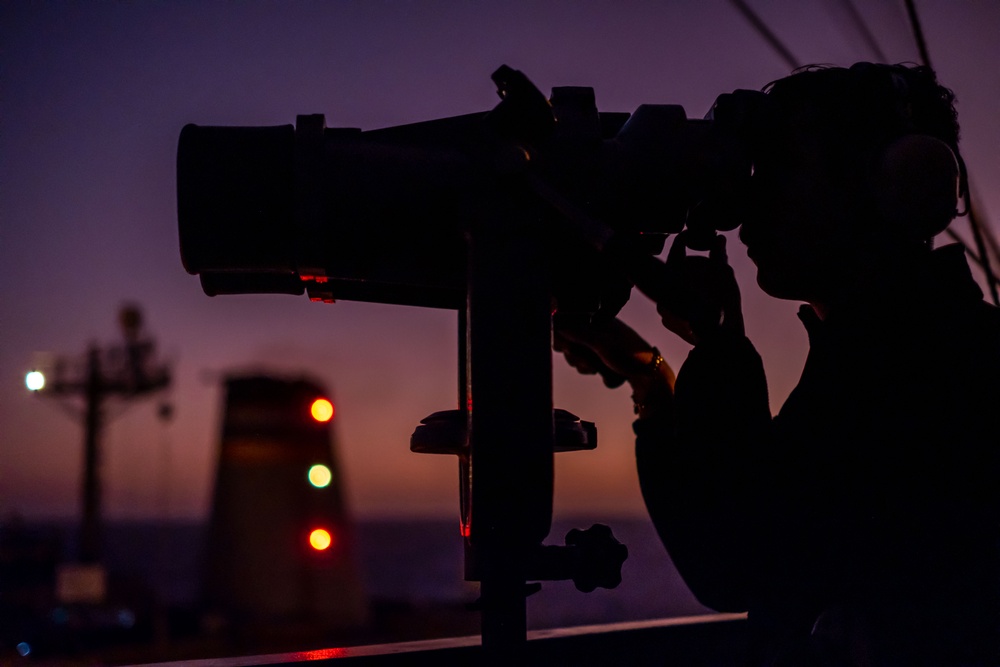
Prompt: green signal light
<box><xmin>308</xmin><ymin>464</ymin><xmax>332</xmax><ymax>488</ymax></box>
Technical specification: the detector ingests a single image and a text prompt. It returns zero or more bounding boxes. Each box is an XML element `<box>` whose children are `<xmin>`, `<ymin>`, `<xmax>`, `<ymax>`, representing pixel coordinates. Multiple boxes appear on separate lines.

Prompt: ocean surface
<box><xmin>21</xmin><ymin>516</ymin><xmax>710</xmax><ymax>631</ymax></box>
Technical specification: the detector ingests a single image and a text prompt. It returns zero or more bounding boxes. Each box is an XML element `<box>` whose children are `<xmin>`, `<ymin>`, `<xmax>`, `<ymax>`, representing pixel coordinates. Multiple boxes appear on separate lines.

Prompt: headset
<box><xmin>848</xmin><ymin>62</ymin><xmax>962</xmax><ymax>242</ymax></box>
<box><xmin>764</xmin><ymin>62</ymin><xmax>964</xmax><ymax>244</ymax></box>
<box><xmin>876</xmin><ymin>132</ymin><xmax>961</xmax><ymax>241</ymax></box>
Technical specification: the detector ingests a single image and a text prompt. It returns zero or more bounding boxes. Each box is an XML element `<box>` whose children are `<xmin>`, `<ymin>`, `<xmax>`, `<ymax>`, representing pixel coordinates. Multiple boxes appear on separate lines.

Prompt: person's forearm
<box><xmin>633</xmin><ymin>332</ymin><xmax>771</xmax><ymax>611</ymax></box>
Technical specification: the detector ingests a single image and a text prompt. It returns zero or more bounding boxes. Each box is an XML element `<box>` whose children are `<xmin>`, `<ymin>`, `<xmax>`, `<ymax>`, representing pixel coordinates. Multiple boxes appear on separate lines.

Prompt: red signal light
<box><xmin>309</xmin><ymin>528</ymin><xmax>333</xmax><ymax>551</ymax></box>
<box><xmin>310</xmin><ymin>398</ymin><xmax>334</xmax><ymax>422</ymax></box>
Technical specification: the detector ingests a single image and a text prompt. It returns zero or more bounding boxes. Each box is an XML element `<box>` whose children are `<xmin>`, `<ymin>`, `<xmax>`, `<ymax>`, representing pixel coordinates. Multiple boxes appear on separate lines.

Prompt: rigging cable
<box><xmin>729</xmin><ymin>0</ymin><xmax>998</xmax><ymax>304</ymax></box>
<box><xmin>839</xmin><ymin>0</ymin><xmax>999</xmax><ymax>297</ymax></box>
<box><xmin>836</xmin><ymin>0</ymin><xmax>888</xmax><ymax>62</ymax></box>
<box><xmin>904</xmin><ymin>0</ymin><xmax>1000</xmax><ymax>305</ymax></box>
<box><xmin>834</xmin><ymin>0</ymin><xmax>999</xmax><ymax>295</ymax></box>
<box><xmin>727</xmin><ymin>0</ymin><xmax>801</xmax><ymax>71</ymax></box>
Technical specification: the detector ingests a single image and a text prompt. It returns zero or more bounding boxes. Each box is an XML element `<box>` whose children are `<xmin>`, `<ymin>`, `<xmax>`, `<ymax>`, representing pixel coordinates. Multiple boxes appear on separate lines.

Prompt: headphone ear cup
<box><xmin>874</xmin><ymin>134</ymin><xmax>960</xmax><ymax>240</ymax></box>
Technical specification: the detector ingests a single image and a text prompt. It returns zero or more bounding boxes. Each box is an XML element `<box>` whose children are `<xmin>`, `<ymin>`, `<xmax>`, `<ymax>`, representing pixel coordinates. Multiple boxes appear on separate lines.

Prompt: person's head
<box><xmin>738</xmin><ymin>62</ymin><xmax>962</xmax><ymax>304</ymax></box>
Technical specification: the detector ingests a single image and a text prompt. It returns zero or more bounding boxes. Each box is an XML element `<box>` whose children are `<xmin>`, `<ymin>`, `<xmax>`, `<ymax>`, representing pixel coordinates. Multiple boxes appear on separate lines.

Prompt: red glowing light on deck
<box><xmin>309</xmin><ymin>528</ymin><xmax>333</xmax><ymax>551</ymax></box>
<box><xmin>310</xmin><ymin>398</ymin><xmax>334</xmax><ymax>422</ymax></box>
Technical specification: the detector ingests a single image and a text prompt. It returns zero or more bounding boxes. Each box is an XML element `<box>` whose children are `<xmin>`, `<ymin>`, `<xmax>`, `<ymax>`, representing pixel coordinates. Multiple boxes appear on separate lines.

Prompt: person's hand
<box><xmin>554</xmin><ymin>317</ymin><xmax>675</xmax><ymax>418</ymax></box>
<box><xmin>553</xmin><ymin>328</ymin><xmax>627</xmax><ymax>388</ymax></box>
<box><xmin>554</xmin><ymin>317</ymin><xmax>654</xmax><ymax>378</ymax></box>
<box><xmin>652</xmin><ymin>232</ymin><xmax>744</xmax><ymax>345</ymax></box>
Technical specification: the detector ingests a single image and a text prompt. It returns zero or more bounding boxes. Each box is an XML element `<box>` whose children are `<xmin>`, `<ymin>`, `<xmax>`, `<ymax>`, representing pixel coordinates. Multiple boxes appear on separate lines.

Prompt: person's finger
<box><xmin>657</xmin><ymin>306</ymin><xmax>697</xmax><ymax>345</ymax></box>
<box><xmin>561</xmin><ymin>348</ymin><xmax>600</xmax><ymax>375</ymax></box>
<box><xmin>709</xmin><ymin>233</ymin><xmax>728</xmax><ymax>263</ymax></box>
<box><xmin>556</xmin><ymin>318</ymin><xmax>656</xmax><ymax>376</ymax></box>
<box><xmin>666</xmin><ymin>230</ymin><xmax>689</xmax><ymax>267</ymax></box>
<box><xmin>599</xmin><ymin>368</ymin><xmax>628</xmax><ymax>388</ymax></box>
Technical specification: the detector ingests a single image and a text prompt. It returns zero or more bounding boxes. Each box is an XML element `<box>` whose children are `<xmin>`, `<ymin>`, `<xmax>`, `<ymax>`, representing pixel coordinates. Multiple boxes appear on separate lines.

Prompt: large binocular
<box><xmin>178</xmin><ymin>65</ymin><xmax>764</xmax><ymax>318</ymax></box>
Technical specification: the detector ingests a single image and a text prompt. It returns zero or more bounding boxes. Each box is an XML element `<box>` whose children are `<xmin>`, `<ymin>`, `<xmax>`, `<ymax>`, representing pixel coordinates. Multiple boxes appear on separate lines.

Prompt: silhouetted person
<box><xmin>556</xmin><ymin>63</ymin><xmax>1000</xmax><ymax>665</ymax></box>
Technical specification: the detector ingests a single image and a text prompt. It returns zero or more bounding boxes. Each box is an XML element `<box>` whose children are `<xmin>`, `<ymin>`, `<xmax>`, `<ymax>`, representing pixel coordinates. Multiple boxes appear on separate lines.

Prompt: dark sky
<box><xmin>2</xmin><ymin>1</ymin><xmax>997</xmax><ymax>521</ymax></box>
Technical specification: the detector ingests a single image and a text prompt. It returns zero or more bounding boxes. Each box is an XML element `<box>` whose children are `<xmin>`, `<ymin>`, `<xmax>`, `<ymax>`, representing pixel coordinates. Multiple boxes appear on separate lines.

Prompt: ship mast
<box><xmin>26</xmin><ymin>304</ymin><xmax>172</xmax><ymax>565</ymax></box>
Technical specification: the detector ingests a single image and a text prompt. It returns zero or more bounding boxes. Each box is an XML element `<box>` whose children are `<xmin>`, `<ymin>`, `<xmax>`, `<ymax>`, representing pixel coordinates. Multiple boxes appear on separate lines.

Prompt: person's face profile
<box><xmin>740</xmin><ymin>103</ymin><xmax>868</xmax><ymax>304</ymax></box>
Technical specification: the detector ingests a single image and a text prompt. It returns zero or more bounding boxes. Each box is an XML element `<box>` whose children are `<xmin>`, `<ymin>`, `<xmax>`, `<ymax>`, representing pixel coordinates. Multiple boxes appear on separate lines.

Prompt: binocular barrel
<box><xmin>177</xmin><ymin>75</ymin><xmax>758</xmax><ymax>312</ymax></box>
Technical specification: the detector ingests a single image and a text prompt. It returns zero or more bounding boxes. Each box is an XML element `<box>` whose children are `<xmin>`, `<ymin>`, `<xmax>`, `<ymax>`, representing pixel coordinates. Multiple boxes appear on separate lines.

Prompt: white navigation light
<box><xmin>25</xmin><ymin>371</ymin><xmax>45</xmax><ymax>391</ymax></box>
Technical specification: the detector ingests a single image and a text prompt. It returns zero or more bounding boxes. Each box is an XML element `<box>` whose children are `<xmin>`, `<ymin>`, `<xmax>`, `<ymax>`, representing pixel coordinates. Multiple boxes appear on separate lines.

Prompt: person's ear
<box><xmin>874</xmin><ymin>134</ymin><xmax>960</xmax><ymax>241</ymax></box>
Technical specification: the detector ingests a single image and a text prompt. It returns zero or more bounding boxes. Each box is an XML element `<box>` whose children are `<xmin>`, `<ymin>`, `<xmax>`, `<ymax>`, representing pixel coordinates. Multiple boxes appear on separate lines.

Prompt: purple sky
<box><xmin>3</xmin><ymin>1</ymin><xmax>998</xmax><ymax>521</ymax></box>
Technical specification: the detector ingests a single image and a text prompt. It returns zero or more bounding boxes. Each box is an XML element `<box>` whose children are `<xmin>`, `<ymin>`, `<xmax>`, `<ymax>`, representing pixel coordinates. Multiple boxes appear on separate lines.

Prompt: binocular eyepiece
<box><xmin>177</xmin><ymin>65</ymin><xmax>762</xmax><ymax>316</ymax></box>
